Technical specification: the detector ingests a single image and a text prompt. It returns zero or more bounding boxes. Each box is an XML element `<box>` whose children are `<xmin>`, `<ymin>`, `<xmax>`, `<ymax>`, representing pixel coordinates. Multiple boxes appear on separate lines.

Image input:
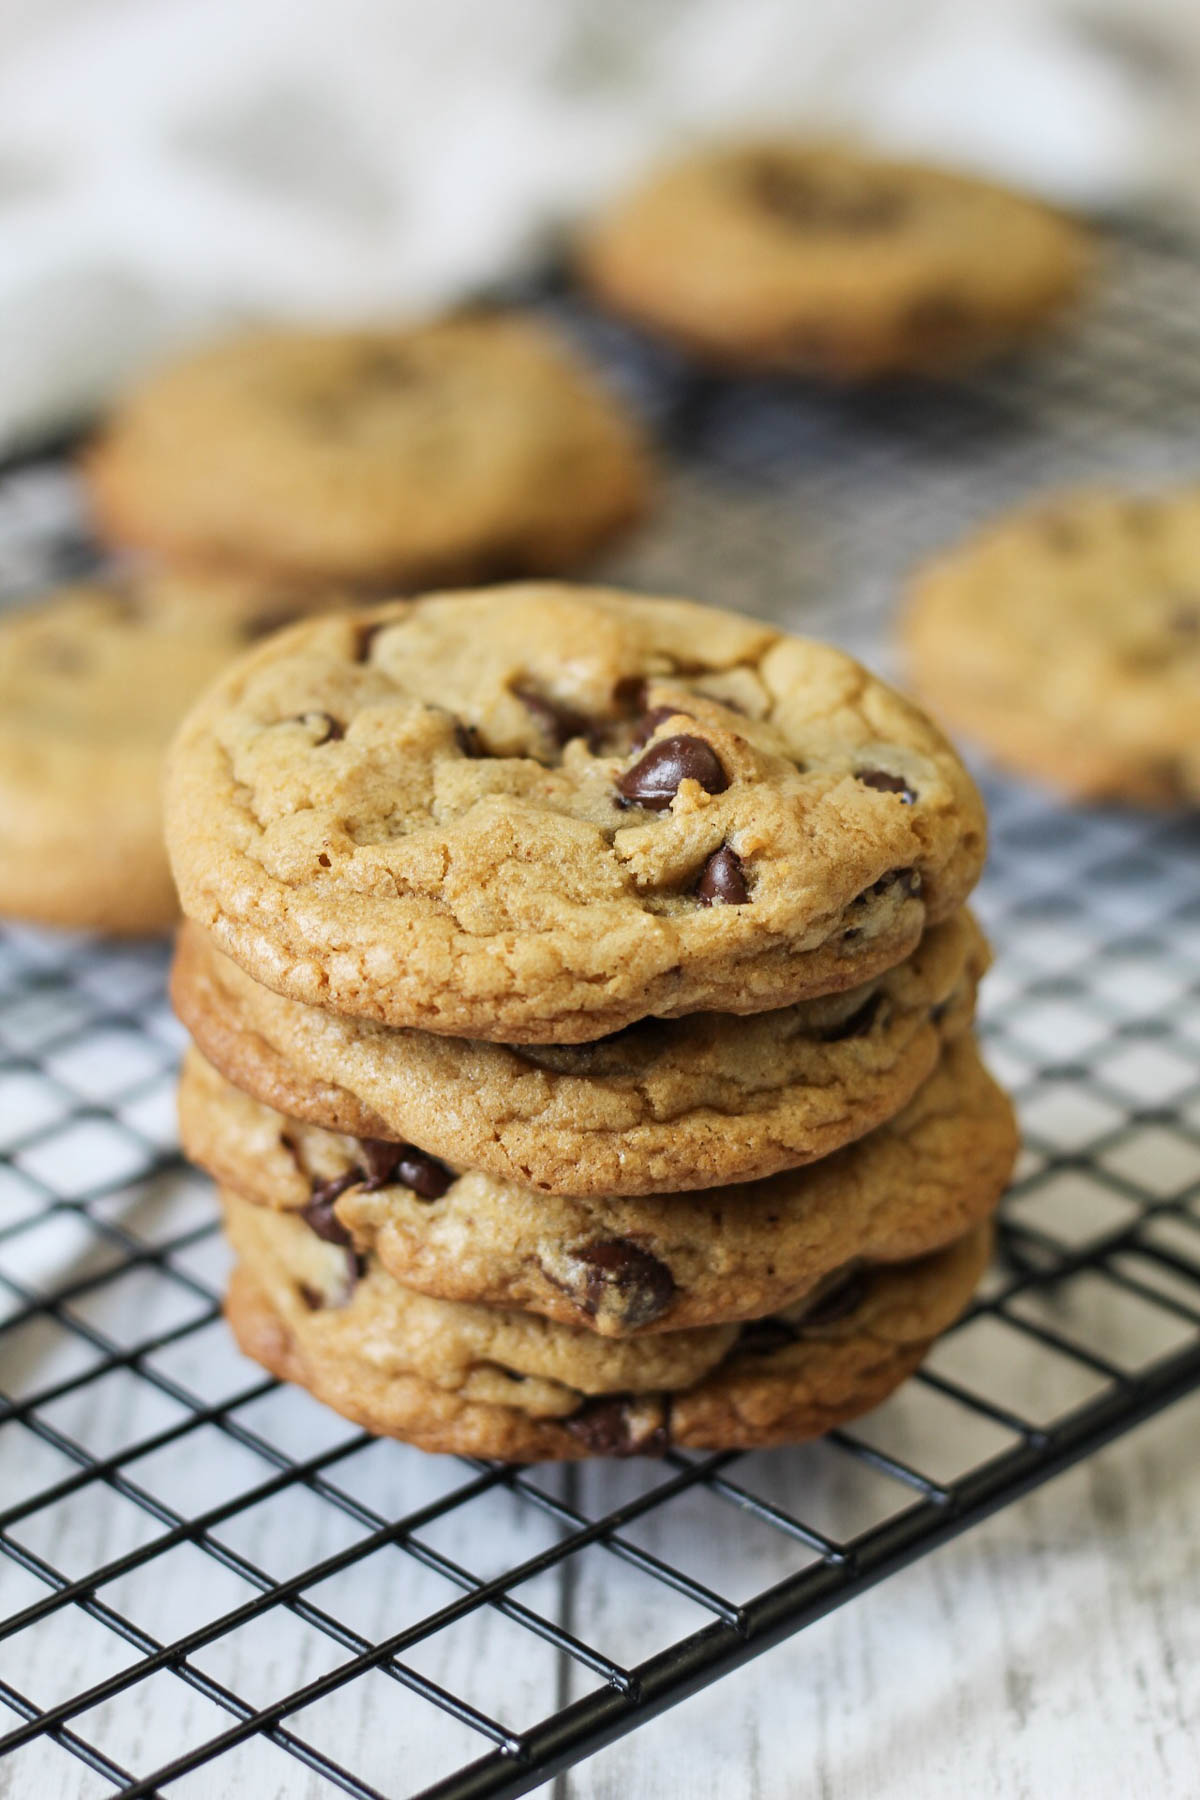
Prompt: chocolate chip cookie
<box><xmin>0</xmin><ymin>572</ymin><xmax>305</xmax><ymax>935</ymax></box>
<box><xmin>183</xmin><ymin>1034</ymin><xmax>1016</xmax><ymax>1335</ymax></box>
<box><xmin>578</xmin><ymin>142</ymin><xmax>1090</xmax><ymax>378</ymax></box>
<box><xmin>172</xmin><ymin>910</ymin><xmax>986</xmax><ymax>1195</ymax></box>
<box><xmin>905</xmin><ymin>485</ymin><xmax>1200</xmax><ymax>804</ymax></box>
<box><xmin>164</xmin><ymin>586</ymin><xmax>987</xmax><ymax>1040</ymax></box>
<box><xmin>224</xmin><ymin>1186</ymin><xmax>992</xmax><ymax>1459</ymax></box>
<box><xmin>83</xmin><ymin>314</ymin><xmax>652</xmax><ymax>588</ymax></box>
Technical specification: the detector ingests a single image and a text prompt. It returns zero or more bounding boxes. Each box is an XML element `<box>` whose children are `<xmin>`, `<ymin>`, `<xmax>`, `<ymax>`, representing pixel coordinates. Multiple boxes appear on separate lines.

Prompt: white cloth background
<box><xmin>0</xmin><ymin>0</ymin><xmax>1198</xmax><ymax>447</ymax></box>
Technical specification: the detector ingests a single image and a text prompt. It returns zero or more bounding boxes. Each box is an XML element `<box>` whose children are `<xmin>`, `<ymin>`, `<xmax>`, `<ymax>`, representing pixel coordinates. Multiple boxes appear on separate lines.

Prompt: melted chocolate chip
<box><xmin>357</xmin><ymin>1138</ymin><xmax>405</xmax><ymax>1190</ymax></box>
<box><xmin>617</xmin><ymin>735</ymin><xmax>729</xmax><ymax>810</ymax></box>
<box><xmin>570</xmin><ymin>1239</ymin><xmax>677</xmax><ymax>1329</ymax></box>
<box><xmin>514</xmin><ymin>685</ymin><xmax>590</xmax><ymax>751</ymax></box>
<box><xmin>565</xmin><ymin>1395</ymin><xmax>670</xmax><ymax>1457</ymax></box>
<box><xmin>352</xmin><ymin>1137</ymin><xmax>453</xmax><ymax>1199</ymax></box>
<box><xmin>630</xmin><ymin>704</ymin><xmax>685</xmax><ymax>752</ymax></box>
<box><xmin>856</xmin><ymin>769</ymin><xmax>916</xmax><ymax>804</ymax></box>
<box><xmin>298</xmin><ymin>1282</ymin><xmax>325</xmax><ymax>1311</ymax></box>
<box><xmin>302</xmin><ymin>1179</ymin><xmax>357</xmax><ymax>1245</ymax></box>
<box><xmin>1169</xmin><ymin>604</ymin><xmax>1200</xmax><ymax>636</ymax></box>
<box><xmin>394</xmin><ymin>1147</ymin><xmax>453</xmax><ymax>1200</ymax></box>
<box><xmin>695</xmin><ymin>845</ymin><xmax>748</xmax><ymax>906</ymax></box>
<box><xmin>818</xmin><ymin>990</ymin><xmax>883</xmax><ymax>1042</ymax></box>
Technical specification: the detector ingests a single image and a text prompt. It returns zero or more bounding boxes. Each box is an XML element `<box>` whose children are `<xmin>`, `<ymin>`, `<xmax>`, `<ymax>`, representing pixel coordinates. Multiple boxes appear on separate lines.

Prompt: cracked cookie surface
<box><xmin>173</xmin><ymin>910</ymin><xmax>986</xmax><ymax>1194</ymax></box>
<box><xmin>225</xmin><ymin>1192</ymin><xmax>992</xmax><ymax>1459</ymax></box>
<box><xmin>906</xmin><ymin>485</ymin><xmax>1200</xmax><ymax>804</ymax></box>
<box><xmin>183</xmin><ymin>1034</ymin><xmax>1015</xmax><ymax>1335</ymax></box>
<box><xmin>164</xmin><ymin>585</ymin><xmax>987</xmax><ymax>1040</ymax></box>
<box><xmin>578</xmin><ymin>141</ymin><xmax>1089</xmax><ymax>378</ymax></box>
<box><xmin>0</xmin><ymin>572</ymin><xmax>303</xmax><ymax>935</ymax></box>
<box><xmin>84</xmin><ymin>314</ymin><xmax>651</xmax><ymax>588</ymax></box>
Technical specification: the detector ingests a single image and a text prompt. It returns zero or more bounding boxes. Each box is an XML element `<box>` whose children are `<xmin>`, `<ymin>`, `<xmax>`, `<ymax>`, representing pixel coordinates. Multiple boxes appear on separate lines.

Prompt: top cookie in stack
<box><xmin>165</xmin><ymin>584</ymin><xmax>986</xmax><ymax>1037</ymax></box>
<box><xmin>167</xmin><ymin>584</ymin><xmax>1011</xmax><ymax>1461</ymax></box>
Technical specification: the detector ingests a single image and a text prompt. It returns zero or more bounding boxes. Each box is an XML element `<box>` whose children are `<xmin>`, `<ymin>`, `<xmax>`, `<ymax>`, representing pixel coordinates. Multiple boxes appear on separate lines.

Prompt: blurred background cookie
<box><xmin>0</xmin><ymin>571</ymin><xmax>307</xmax><ymax>935</ymax></box>
<box><xmin>83</xmin><ymin>314</ymin><xmax>653</xmax><ymax>589</ymax></box>
<box><xmin>904</xmin><ymin>484</ymin><xmax>1200</xmax><ymax>805</ymax></box>
<box><xmin>578</xmin><ymin>142</ymin><xmax>1091</xmax><ymax>378</ymax></box>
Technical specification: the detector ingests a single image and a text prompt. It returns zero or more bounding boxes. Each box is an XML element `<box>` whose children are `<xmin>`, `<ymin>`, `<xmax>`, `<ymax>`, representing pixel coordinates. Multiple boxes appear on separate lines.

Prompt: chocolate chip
<box><xmin>302</xmin><ymin>1178</ymin><xmax>358</xmax><ymax>1245</ymax></box>
<box><xmin>856</xmin><ymin>769</ymin><xmax>916</xmax><ymax>803</ymax></box>
<box><xmin>613</xmin><ymin>675</ymin><xmax>648</xmax><ymax>712</ymax></box>
<box><xmin>565</xmin><ymin>1395</ymin><xmax>670</xmax><ymax>1457</ymax></box>
<box><xmin>297</xmin><ymin>1246</ymin><xmax>364</xmax><ymax>1311</ymax></box>
<box><xmin>800</xmin><ymin>1268</ymin><xmax>869</xmax><ymax>1329</ymax></box>
<box><xmin>571</xmin><ymin>1239</ymin><xmax>677</xmax><ymax>1329</ymax></box>
<box><xmin>695</xmin><ymin>846</ymin><xmax>748</xmax><ymax>906</ymax></box>
<box><xmin>353</xmin><ymin>620</ymin><xmax>387</xmax><ymax>663</ymax></box>
<box><xmin>513</xmin><ymin>685</ymin><xmax>590</xmax><ymax>751</ymax></box>
<box><xmin>617</xmin><ymin>735</ymin><xmax>729</xmax><ymax>810</ymax></box>
<box><xmin>859</xmin><ymin>867</ymin><xmax>921</xmax><ymax>904</ymax></box>
<box><xmin>454</xmin><ymin>720</ymin><xmax>487</xmax><ymax>757</ymax></box>
<box><xmin>630</xmin><ymin>704</ymin><xmax>685</xmax><ymax>752</ymax></box>
<box><xmin>1169</xmin><ymin>604</ymin><xmax>1200</xmax><ymax>636</ymax></box>
<box><xmin>818</xmin><ymin>990</ymin><xmax>883</xmax><ymax>1041</ymax></box>
<box><xmin>289</xmin><ymin>710</ymin><xmax>343</xmax><ymax>744</ymax></box>
<box><xmin>752</xmin><ymin>160</ymin><xmax>905</xmax><ymax>231</ymax></box>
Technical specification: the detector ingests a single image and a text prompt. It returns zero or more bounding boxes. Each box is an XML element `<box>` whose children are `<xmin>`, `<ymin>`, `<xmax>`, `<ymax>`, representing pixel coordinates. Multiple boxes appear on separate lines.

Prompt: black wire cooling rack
<box><xmin>2</xmin><ymin>226</ymin><xmax>1200</xmax><ymax>1800</ymax></box>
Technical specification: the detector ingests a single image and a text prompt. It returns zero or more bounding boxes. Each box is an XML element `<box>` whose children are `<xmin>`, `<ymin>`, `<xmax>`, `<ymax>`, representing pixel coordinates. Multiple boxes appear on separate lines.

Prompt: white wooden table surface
<box><xmin>565</xmin><ymin>1393</ymin><xmax>1200</xmax><ymax>1799</ymax></box>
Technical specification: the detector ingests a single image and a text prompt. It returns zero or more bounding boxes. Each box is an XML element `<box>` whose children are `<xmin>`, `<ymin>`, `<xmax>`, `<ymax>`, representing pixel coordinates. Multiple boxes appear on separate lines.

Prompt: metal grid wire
<box><xmin>2</xmin><ymin>226</ymin><xmax>1200</xmax><ymax>1800</ymax></box>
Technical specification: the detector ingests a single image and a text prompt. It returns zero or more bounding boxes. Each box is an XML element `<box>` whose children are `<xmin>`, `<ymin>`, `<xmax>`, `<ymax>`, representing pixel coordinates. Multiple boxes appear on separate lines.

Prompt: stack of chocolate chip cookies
<box><xmin>167</xmin><ymin>583</ymin><xmax>1017</xmax><ymax>1460</ymax></box>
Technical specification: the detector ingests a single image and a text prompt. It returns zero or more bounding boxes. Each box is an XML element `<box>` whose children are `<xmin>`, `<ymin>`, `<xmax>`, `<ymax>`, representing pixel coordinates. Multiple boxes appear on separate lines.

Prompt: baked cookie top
<box><xmin>173</xmin><ymin>910</ymin><xmax>986</xmax><ymax>1194</ymax></box>
<box><xmin>579</xmin><ymin>141</ymin><xmax>1090</xmax><ymax>378</ymax></box>
<box><xmin>164</xmin><ymin>585</ymin><xmax>987</xmax><ymax>1039</ymax></box>
<box><xmin>183</xmin><ymin>1033</ymin><xmax>1016</xmax><ymax>1336</ymax></box>
<box><xmin>83</xmin><ymin>314</ymin><xmax>651</xmax><ymax>587</ymax></box>
<box><xmin>905</xmin><ymin>486</ymin><xmax>1200</xmax><ymax>804</ymax></box>
<box><xmin>0</xmin><ymin>572</ymin><xmax>292</xmax><ymax>935</ymax></box>
<box><xmin>226</xmin><ymin>1200</ymin><xmax>991</xmax><ymax>1459</ymax></box>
